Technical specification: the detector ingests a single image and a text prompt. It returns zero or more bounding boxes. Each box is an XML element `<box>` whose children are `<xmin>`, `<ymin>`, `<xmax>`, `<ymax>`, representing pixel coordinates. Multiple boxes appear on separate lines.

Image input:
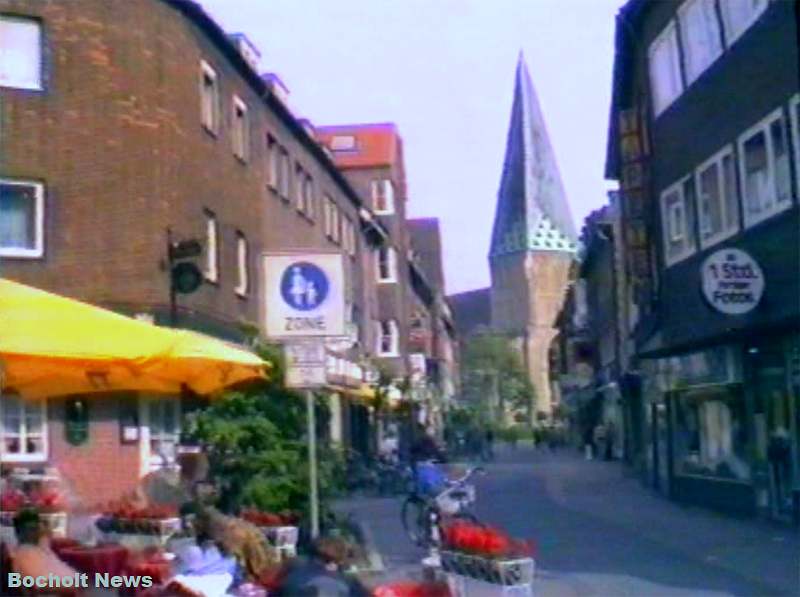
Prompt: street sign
<box><xmin>263</xmin><ymin>253</ymin><xmax>345</xmax><ymax>338</ymax></box>
<box><xmin>701</xmin><ymin>248</ymin><xmax>764</xmax><ymax>315</ymax></box>
<box><xmin>284</xmin><ymin>340</ymin><xmax>326</xmax><ymax>389</ymax></box>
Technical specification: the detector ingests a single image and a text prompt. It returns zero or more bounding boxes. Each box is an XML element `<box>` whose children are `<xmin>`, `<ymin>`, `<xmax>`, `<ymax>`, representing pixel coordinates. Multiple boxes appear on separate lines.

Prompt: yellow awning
<box><xmin>0</xmin><ymin>278</ymin><xmax>267</xmax><ymax>399</ymax></box>
<box><xmin>327</xmin><ymin>383</ymin><xmax>376</xmax><ymax>402</ymax></box>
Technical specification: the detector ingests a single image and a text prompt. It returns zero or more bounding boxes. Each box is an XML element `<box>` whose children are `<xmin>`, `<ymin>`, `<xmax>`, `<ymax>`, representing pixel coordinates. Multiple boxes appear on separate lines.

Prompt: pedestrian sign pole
<box><xmin>263</xmin><ymin>252</ymin><xmax>346</xmax><ymax>540</ymax></box>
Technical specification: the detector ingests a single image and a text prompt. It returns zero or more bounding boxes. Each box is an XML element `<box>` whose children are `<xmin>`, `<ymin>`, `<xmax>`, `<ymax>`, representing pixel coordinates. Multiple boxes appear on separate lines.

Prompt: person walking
<box><xmin>593</xmin><ymin>422</ymin><xmax>607</xmax><ymax>462</ymax></box>
<box><xmin>484</xmin><ymin>428</ymin><xmax>495</xmax><ymax>461</ymax></box>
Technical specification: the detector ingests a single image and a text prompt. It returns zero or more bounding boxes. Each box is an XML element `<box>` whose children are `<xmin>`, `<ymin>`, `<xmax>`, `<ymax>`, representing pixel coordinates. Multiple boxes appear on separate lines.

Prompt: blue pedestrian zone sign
<box><xmin>280</xmin><ymin>262</ymin><xmax>330</xmax><ymax>311</ymax></box>
<box><xmin>264</xmin><ymin>252</ymin><xmax>346</xmax><ymax>338</ymax></box>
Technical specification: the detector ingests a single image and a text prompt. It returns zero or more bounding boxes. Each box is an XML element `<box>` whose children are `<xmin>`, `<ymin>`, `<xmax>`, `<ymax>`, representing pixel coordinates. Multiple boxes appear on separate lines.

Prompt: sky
<box><xmin>199</xmin><ymin>0</ymin><xmax>624</xmax><ymax>294</ymax></box>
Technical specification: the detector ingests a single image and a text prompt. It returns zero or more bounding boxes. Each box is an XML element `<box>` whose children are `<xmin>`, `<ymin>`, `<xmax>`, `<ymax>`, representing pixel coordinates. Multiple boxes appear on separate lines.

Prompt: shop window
<box><xmin>1</xmin><ymin>394</ymin><xmax>47</xmax><ymax>462</ymax></box>
<box><xmin>695</xmin><ymin>146</ymin><xmax>739</xmax><ymax>248</ymax></box>
<box><xmin>648</xmin><ymin>21</ymin><xmax>683</xmax><ymax>116</ymax></box>
<box><xmin>673</xmin><ymin>387</ymin><xmax>749</xmax><ymax>481</ymax></box>
<box><xmin>659</xmin><ymin>177</ymin><xmax>696</xmax><ymax>266</ymax></box>
<box><xmin>678</xmin><ymin>0</ymin><xmax>722</xmax><ymax>84</ymax></box>
<box><xmin>146</xmin><ymin>398</ymin><xmax>180</xmax><ymax>471</ymax></box>
<box><xmin>738</xmin><ymin>109</ymin><xmax>793</xmax><ymax>228</ymax></box>
<box><xmin>0</xmin><ymin>16</ymin><xmax>42</xmax><ymax>90</ymax></box>
<box><xmin>0</xmin><ymin>179</ymin><xmax>45</xmax><ymax>258</ymax></box>
<box><xmin>719</xmin><ymin>0</ymin><xmax>768</xmax><ymax>47</ymax></box>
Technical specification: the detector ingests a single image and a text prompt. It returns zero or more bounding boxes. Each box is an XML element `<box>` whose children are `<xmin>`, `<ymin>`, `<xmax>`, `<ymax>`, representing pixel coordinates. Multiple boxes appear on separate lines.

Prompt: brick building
<box><xmin>0</xmin><ymin>0</ymin><xmax>385</xmax><ymax>501</ymax></box>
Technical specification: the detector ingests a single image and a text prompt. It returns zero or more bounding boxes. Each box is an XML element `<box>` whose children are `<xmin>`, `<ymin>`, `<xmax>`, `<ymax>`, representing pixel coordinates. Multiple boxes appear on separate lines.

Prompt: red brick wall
<box><xmin>47</xmin><ymin>395</ymin><xmax>142</xmax><ymax>507</ymax></box>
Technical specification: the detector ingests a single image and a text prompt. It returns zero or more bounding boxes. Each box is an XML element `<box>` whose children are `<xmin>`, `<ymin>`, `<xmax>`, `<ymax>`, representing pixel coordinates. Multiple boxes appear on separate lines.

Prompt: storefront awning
<box><xmin>327</xmin><ymin>383</ymin><xmax>376</xmax><ymax>403</ymax></box>
<box><xmin>0</xmin><ymin>278</ymin><xmax>268</xmax><ymax>399</ymax></box>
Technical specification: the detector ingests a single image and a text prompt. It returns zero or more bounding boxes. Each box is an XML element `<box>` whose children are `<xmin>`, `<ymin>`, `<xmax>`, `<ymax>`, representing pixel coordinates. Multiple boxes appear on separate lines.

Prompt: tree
<box><xmin>460</xmin><ymin>333</ymin><xmax>535</xmax><ymax>426</ymax></box>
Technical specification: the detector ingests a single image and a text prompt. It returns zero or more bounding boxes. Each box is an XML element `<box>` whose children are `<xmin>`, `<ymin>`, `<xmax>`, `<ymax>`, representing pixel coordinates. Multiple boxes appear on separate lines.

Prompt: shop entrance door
<box><xmin>752</xmin><ymin>347</ymin><xmax>794</xmax><ymax>520</ymax></box>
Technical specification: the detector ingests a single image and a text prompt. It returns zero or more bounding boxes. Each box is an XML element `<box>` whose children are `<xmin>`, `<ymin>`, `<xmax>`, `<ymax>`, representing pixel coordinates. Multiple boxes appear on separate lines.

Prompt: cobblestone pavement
<box><xmin>338</xmin><ymin>445</ymin><xmax>799</xmax><ymax>596</ymax></box>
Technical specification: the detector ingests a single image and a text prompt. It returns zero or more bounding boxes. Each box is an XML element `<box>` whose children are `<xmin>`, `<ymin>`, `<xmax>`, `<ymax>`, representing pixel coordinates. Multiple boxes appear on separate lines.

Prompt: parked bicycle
<box><xmin>401</xmin><ymin>463</ymin><xmax>485</xmax><ymax>548</ymax></box>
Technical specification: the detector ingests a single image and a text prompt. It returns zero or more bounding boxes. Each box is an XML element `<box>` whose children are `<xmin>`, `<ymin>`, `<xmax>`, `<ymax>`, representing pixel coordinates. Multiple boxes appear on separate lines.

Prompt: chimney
<box><xmin>261</xmin><ymin>72</ymin><xmax>290</xmax><ymax>106</ymax></box>
<box><xmin>227</xmin><ymin>33</ymin><xmax>261</xmax><ymax>71</ymax></box>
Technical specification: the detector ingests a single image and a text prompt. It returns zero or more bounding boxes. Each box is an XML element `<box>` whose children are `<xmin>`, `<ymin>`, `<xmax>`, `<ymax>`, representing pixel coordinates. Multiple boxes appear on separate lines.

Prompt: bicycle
<box><xmin>401</xmin><ymin>464</ymin><xmax>485</xmax><ymax>549</ymax></box>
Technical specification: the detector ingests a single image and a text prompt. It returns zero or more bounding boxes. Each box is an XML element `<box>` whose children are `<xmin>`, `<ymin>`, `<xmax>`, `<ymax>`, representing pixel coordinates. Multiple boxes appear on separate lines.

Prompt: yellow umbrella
<box><xmin>0</xmin><ymin>278</ymin><xmax>266</xmax><ymax>399</ymax></box>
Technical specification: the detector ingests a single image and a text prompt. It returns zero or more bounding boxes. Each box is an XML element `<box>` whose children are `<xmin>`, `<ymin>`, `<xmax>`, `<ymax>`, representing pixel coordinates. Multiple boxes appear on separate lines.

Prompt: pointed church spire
<box><xmin>490</xmin><ymin>54</ymin><xmax>578</xmax><ymax>258</ymax></box>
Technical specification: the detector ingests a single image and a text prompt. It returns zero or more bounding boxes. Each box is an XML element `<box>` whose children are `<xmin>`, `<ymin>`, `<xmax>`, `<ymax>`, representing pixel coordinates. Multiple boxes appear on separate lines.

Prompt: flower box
<box><xmin>441</xmin><ymin>550</ymin><xmax>534</xmax><ymax>588</ymax></box>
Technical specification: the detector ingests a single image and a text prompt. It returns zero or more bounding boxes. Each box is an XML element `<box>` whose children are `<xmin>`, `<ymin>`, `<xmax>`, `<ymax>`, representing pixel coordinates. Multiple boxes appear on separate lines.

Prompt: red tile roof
<box><xmin>316</xmin><ymin>123</ymin><xmax>400</xmax><ymax>169</ymax></box>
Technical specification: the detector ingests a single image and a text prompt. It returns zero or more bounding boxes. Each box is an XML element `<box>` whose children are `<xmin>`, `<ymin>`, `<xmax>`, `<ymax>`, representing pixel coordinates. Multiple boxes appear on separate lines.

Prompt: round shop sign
<box><xmin>279</xmin><ymin>261</ymin><xmax>330</xmax><ymax>311</ymax></box>
<box><xmin>701</xmin><ymin>248</ymin><xmax>764</xmax><ymax>315</ymax></box>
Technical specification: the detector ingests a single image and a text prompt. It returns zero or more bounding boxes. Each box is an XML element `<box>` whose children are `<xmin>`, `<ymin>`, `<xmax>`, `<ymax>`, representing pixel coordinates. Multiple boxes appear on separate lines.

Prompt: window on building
<box><xmin>791</xmin><ymin>95</ymin><xmax>800</xmax><ymax>199</ymax></box>
<box><xmin>738</xmin><ymin>109</ymin><xmax>793</xmax><ymax>227</ymax></box>
<box><xmin>660</xmin><ymin>177</ymin><xmax>696</xmax><ymax>266</ymax></box>
<box><xmin>145</xmin><ymin>398</ymin><xmax>180</xmax><ymax>471</ymax></box>
<box><xmin>278</xmin><ymin>147</ymin><xmax>291</xmax><ymax>200</ymax></box>
<box><xmin>331</xmin><ymin>203</ymin><xmax>340</xmax><ymax>243</ymax></box>
<box><xmin>303</xmin><ymin>175</ymin><xmax>315</xmax><ymax>219</ymax></box>
<box><xmin>648</xmin><ymin>22</ymin><xmax>683</xmax><ymax>116</ymax></box>
<box><xmin>377</xmin><ymin>320</ymin><xmax>399</xmax><ymax>356</ymax></box>
<box><xmin>719</xmin><ymin>0</ymin><xmax>768</xmax><ymax>47</ymax></box>
<box><xmin>344</xmin><ymin>216</ymin><xmax>356</xmax><ymax>257</ymax></box>
<box><xmin>232</xmin><ymin>96</ymin><xmax>249</xmax><ymax>161</ymax></box>
<box><xmin>266</xmin><ymin>135</ymin><xmax>278</xmax><ymax>189</ymax></box>
<box><xmin>199</xmin><ymin>61</ymin><xmax>219</xmax><ymax>134</ymax></box>
<box><xmin>295</xmin><ymin>164</ymin><xmax>305</xmax><ymax>212</ymax></box>
<box><xmin>330</xmin><ymin>135</ymin><xmax>357</xmax><ymax>152</ymax></box>
<box><xmin>1</xmin><ymin>179</ymin><xmax>44</xmax><ymax>258</ymax></box>
<box><xmin>323</xmin><ymin>195</ymin><xmax>333</xmax><ymax>238</ymax></box>
<box><xmin>678</xmin><ymin>0</ymin><xmax>722</xmax><ymax>84</ymax></box>
<box><xmin>371</xmin><ymin>179</ymin><xmax>395</xmax><ymax>214</ymax></box>
<box><xmin>673</xmin><ymin>387</ymin><xmax>749</xmax><ymax>481</ymax></box>
<box><xmin>0</xmin><ymin>16</ymin><xmax>42</xmax><ymax>90</ymax></box>
<box><xmin>204</xmin><ymin>210</ymin><xmax>219</xmax><ymax>282</ymax></box>
<box><xmin>696</xmin><ymin>146</ymin><xmax>739</xmax><ymax>248</ymax></box>
<box><xmin>235</xmin><ymin>232</ymin><xmax>248</xmax><ymax>296</ymax></box>
<box><xmin>1</xmin><ymin>394</ymin><xmax>46</xmax><ymax>462</ymax></box>
<box><xmin>377</xmin><ymin>246</ymin><xmax>397</xmax><ymax>282</ymax></box>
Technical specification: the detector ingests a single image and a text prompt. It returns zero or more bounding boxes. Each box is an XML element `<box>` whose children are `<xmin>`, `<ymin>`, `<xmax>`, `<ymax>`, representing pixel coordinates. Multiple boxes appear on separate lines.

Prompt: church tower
<box><xmin>489</xmin><ymin>54</ymin><xmax>578</xmax><ymax>416</ymax></box>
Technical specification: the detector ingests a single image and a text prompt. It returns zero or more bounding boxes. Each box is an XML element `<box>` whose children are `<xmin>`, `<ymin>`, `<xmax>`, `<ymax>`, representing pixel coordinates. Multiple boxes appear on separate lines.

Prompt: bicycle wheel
<box><xmin>401</xmin><ymin>495</ymin><xmax>430</xmax><ymax>547</ymax></box>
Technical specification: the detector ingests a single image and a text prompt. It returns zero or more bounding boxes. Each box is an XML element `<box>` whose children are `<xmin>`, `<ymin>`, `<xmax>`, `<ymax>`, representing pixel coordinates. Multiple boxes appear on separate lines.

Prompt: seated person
<box><xmin>271</xmin><ymin>537</ymin><xmax>367</xmax><ymax>596</ymax></box>
<box><xmin>10</xmin><ymin>510</ymin><xmax>80</xmax><ymax>596</ymax></box>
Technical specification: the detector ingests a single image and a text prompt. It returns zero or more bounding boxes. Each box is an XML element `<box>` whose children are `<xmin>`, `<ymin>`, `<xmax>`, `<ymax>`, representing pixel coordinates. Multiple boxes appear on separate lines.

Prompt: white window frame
<box><xmin>235</xmin><ymin>232</ymin><xmax>248</xmax><ymax>296</ymax></box>
<box><xmin>790</xmin><ymin>94</ymin><xmax>800</xmax><ymax>199</ymax></box>
<box><xmin>371</xmin><ymin>179</ymin><xmax>395</xmax><ymax>215</ymax></box>
<box><xmin>737</xmin><ymin>107</ymin><xmax>793</xmax><ymax>228</ymax></box>
<box><xmin>719</xmin><ymin>0</ymin><xmax>768</xmax><ymax>47</ymax></box>
<box><xmin>303</xmin><ymin>175</ymin><xmax>315</xmax><ymax>219</ymax></box>
<box><xmin>266</xmin><ymin>134</ymin><xmax>278</xmax><ymax>190</ymax></box>
<box><xmin>0</xmin><ymin>15</ymin><xmax>42</xmax><ymax>91</ymax></box>
<box><xmin>331</xmin><ymin>203</ymin><xmax>341</xmax><ymax>243</ymax></box>
<box><xmin>695</xmin><ymin>145</ymin><xmax>739</xmax><ymax>248</ymax></box>
<box><xmin>660</xmin><ymin>177</ymin><xmax>695</xmax><ymax>266</ymax></box>
<box><xmin>199</xmin><ymin>60</ymin><xmax>219</xmax><ymax>134</ymax></box>
<box><xmin>0</xmin><ymin>178</ymin><xmax>45</xmax><ymax>258</ymax></box>
<box><xmin>205</xmin><ymin>211</ymin><xmax>219</xmax><ymax>283</ymax></box>
<box><xmin>143</xmin><ymin>397</ymin><xmax>181</xmax><ymax>472</ymax></box>
<box><xmin>1</xmin><ymin>394</ymin><xmax>48</xmax><ymax>463</ymax></box>
<box><xmin>232</xmin><ymin>95</ymin><xmax>249</xmax><ymax>161</ymax></box>
<box><xmin>323</xmin><ymin>195</ymin><xmax>333</xmax><ymax>238</ymax></box>
<box><xmin>677</xmin><ymin>0</ymin><xmax>723</xmax><ymax>84</ymax></box>
<box><xmin>330</xmin><ymin>135</ymin><xmax>357</xmax><ymax>151</ymax></box>
<box><xmin>377</xmin><ymin>246</ymin><xmax>397</xmax><ymax>283</ymax></box>
<box><xmin>344</xmin><ymin>216</ymin><xmax>356</xmax><ymax>257</ymax></box>
<box><xmin>377</xmin><ymin>320</ymin><xmax>399</xmax><ymax>357</ymax></box>
<box><xmin>279</xmin><ymin>147</ymin><xmax>291</xmax><ymax>200</ymax></box>
<box><xmin>294</xmin><ymin>164</ymin><xmax>305</xmax><ymax>212</ymax></box>
<box><xmin>648</xmin><ymin>21</ymin><xmax>684</xmax><ymax>117</ymax></box>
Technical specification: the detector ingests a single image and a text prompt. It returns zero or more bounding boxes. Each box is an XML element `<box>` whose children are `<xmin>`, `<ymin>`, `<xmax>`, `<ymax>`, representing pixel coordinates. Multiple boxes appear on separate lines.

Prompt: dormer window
<box><xmin>330</xmin><ymin>135</ymin><xmax>357</xmax><ymax>152</ymax></box>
